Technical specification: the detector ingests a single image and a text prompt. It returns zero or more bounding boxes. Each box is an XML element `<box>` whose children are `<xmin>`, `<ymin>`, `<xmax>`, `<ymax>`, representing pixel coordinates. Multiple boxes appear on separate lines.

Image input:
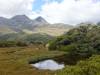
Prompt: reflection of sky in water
<box><xmin>31</xmin><ymin>60</ymin><xmax>64</xmax><ymax>71</ymax></box>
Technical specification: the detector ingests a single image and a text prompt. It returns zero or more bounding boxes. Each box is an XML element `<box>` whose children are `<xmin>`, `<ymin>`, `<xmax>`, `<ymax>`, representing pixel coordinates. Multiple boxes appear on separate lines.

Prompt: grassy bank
<box><xmin>0</xmin><ymin>45</ymin><xmax>65</xmax><ymax>75</ymax></box>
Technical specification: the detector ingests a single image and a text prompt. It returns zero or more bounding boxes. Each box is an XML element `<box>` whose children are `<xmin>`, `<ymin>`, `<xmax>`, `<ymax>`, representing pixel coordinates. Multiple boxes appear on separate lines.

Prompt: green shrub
<box><xmin>49</xmin><ymin>25</ymin><xmax>100</xmax><ymax>58</ymax></box>
<box><xmin>59</xmin><ymin>44</ymin><xmax>76</xmax><ymax>52</ymax></box>
<box><xmin>57</xmin><ymin>55</ymin><xmax>100</xmax><ymax>75</ymax></box>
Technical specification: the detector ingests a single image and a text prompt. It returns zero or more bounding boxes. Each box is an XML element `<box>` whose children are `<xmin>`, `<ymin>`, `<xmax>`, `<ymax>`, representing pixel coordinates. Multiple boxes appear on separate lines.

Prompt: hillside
<box><xmin>0</xmin><ymin>26</ymin><xmax>16</xmax><ymax>34</ymax></box>
<box><xmin>0</xmin><ymin>15</ymin><xmax>73</xmax><ymax>36</ymax></box>
<box><xmin>0</xmin><ymin>32</ymin><xmax>54</xmax><ymax>47</ymax></box>
<box><xmin>33</xmin><ymin>23</ymin><xmax>73</xmax><ymax>36</ymax></box>
<box><xmin>49</xmin><ymin>24</ymin><xmax>100</xmax><ymax>59</ymax></box>
<box><xmin>48</xmin><ymin>24</ymin><xmax>100</xmax><ymax>75</ymax></box>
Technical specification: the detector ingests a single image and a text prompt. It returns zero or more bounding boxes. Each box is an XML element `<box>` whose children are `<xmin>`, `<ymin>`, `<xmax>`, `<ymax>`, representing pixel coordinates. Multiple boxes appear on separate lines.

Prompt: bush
<box><xmin>59</xmin><ymin>44</ymin><xmax>76</xmax><ymax>52</ymax></box>
<box><xmin>57</xmin><ymin>55</ymin><xmax>100</xmax><ymax>75</ymax></box>
<box><xmin>16</xmin><ymin>41</ymin><xmax>28</xmax><ymax>46</ymax></box>
<box><xmin>0</xmin><ymin>41</ymin><xmax>28</xmax><ymax>47</ymax></box>
<box><xmin>49</xmin><ymin>25</ymin><xmax>100</xmax><ymax>63</ymax></box>
<box><xmin>0</xmin><ymin>41</ymin><xmax>16</xmax><ymax>47</ymax></box>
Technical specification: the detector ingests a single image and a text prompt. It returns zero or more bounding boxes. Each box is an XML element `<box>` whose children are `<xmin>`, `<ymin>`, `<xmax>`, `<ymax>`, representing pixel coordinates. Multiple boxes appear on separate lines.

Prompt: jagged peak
<box><xmin>36</xmin><ymin>16</ymin><xmax>44</xmax><ymax>20</ymax></box>
<box><xmin>35</xmin><ymin>16</ymin><xmax>46</xmax><ymax>21</ymax></box>
<box><xmin>11</xmin><ymin>15</ymin><xmax>30</xmax><ymax>20</ymax></box>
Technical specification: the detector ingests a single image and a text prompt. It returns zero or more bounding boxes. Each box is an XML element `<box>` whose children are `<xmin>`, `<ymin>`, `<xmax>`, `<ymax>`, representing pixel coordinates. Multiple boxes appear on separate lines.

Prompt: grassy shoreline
<box><xmin>0</xmin><ymin>45</ymin><xmax>65</xmax><ymax>75</ymax></box>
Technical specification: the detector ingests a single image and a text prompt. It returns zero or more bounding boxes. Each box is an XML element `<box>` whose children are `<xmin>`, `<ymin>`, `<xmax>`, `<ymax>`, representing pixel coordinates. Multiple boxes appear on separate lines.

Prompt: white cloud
<box><xmin>0</xmin><ymin>0</ymin><xmax>38</xmax><ymax>18</ymax></box>
<box><xmin>0</xmin><ymin>0</ymin><xmax>100</xmax><ymax>25</ymax></box>
<box><xmin>39</xmin><ymin>0</ymin><xmax>100</xmax><ymax>25</ymax></box>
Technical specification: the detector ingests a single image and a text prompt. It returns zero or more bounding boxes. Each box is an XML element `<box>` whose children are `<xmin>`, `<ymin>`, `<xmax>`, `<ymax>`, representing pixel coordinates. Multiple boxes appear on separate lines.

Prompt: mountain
<box><xmin>33</xmin><ymin>16</ymin><xmax>49</xmax><ymax>26</ymax></box>
<box><xmin>10</xmin><ymin>15</ymin><xmax>49</xmax><ymax>29</ymax></box>
<box><xmin>10</xmin><ymin>15</ymin><xmax>32</xmax><ymax>26</ymax></box>
<box><xmin>0</xmin><ymin>15</ymin><xmax>49</xmax><ymax>32</ymax></box>
<box><xmin>0</xmin><ymin>15</ymin><xmax>73</xmax><ymax>36</ymax></box>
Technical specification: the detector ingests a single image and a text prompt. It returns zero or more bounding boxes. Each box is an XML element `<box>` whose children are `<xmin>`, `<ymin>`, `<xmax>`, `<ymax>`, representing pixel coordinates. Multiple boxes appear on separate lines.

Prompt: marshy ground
<box><xmin>0</xmin><ymin>45</ymin><xmax>65</xmax><ymax>75</ymax></box>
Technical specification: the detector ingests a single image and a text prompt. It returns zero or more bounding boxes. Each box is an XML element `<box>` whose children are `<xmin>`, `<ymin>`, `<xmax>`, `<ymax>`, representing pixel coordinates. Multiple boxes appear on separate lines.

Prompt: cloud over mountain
<box><xmin>0</xmin><ymin>0</ymin><xmax>100</xmax><ymax>25</ymax></box>
<box><xmin>40</xmin><ymin>0</ymin><xmax>100</xmax><ymax>25</ymax></box>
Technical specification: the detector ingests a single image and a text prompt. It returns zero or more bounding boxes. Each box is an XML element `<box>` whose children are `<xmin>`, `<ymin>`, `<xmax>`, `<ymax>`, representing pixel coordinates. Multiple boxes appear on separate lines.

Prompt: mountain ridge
<box><xmin>0</xmin><ymin>15</ymin><xmax>73</xmax><ymax>36</ymax></box>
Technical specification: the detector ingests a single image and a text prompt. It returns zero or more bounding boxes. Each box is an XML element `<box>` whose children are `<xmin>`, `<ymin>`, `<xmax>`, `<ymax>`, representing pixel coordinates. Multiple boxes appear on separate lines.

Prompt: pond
<box><xmin>30</xmin><ymin>54</ymin><xmax>87</xmax><ymax>71</ymax></box>
<box><xmin>30</xmin><ymin>59</ymin><xmax>65</xmax><ymax>71</ymax></box>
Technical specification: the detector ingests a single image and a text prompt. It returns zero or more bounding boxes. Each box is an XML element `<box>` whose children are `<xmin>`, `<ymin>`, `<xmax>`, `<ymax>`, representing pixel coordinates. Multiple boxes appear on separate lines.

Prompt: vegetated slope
<box><xmin>0</xmin><ymin>26</ymin><xmax>16</xmax><ymax>34</ymax></box>
<box><xmin>57</xmin><ymin>55</ymin><xmax>100</xmax><ymax>75</ymax></box>
<box><xmin>33</xmin><ymin>23</ymin><xmax>73</xmax><ymax>36</ymax></box>
<box><xmin>0</xmin><ymin>32</ymin><xmax>54</xmax><ymax>47</ymax></box>
<box><xmin>48</xmin><ymin>24</ymin><xmax>100</xmax><ymax>75</ymax></box>
<box><xmin>24</xmin><ymin>33</ymin><xmax>54</xmax><ymax>44</ymax></box>
<box><xmin>49</xmin><ymin>24</ymin><xmax>100</xmax><ymax>60</ymax></box>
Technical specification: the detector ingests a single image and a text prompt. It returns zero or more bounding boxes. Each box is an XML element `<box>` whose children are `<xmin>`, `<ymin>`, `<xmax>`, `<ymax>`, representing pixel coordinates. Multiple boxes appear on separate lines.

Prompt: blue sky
<box><xmin>32</xmin><ymin>0</ymin><xmax>63</xmax><ymax>12</ymax></box>
<box><xmin>32</xmin><ymin>0</ymin><xmax>45</xmax><ymax>11</ymax></box>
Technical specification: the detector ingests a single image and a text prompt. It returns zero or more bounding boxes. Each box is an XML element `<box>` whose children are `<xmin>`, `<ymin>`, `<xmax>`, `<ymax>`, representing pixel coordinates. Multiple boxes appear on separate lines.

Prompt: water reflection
<box><xmin>31</xmin><ymin>59</ymin><xmax>64</xmax><ymax>71</ymax></box>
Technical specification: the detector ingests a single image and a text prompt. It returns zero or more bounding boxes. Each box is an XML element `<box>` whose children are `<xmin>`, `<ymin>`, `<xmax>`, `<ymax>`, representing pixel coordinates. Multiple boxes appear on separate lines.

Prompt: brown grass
<box><xmin>0</xmin><ymin>45</ymin><xmax>64</xmax><ymax>75</ymax></box>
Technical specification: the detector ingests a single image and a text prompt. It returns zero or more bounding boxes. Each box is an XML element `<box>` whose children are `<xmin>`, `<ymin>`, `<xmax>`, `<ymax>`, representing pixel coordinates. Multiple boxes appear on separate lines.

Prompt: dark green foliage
<box><xmin>0</xmin><ymin>33</ymin><xmax>54</xmax><ymax>47</ymax></box>
<box><xmin>49</xmin><ymin>25</ymin><xmax>100</xmax><ymax>75</ymax></box>
<box><xmin>0</xmin><ymin>41</ymin><xmax>28</xmax><ymax>47</ymax></box>
<box><xmin>49</xmin><ymin>25</ymin><xmax>100</xmax><ymax>59</ymax></box>
<box><xmin>0</xmin><ymin>41</ymin><xmax>16</xmax><ymax>47</ymax></box>
<box><xmin>59</xmin><ymin>43</ymin><xmax>76</xmax><ymax>52</ymax></box>
<box><xmin>16</xmin><ymin>41</ymin><xmax>28</xmax><ymax>46</ymax></box>
<box><xmin>24</xmin><ymin>33</ymin><xmax>54</xmax><ymax>44</ymax></box>
<box><xmin>57</xmin><ymin>55</ymin><xmax>100</xmax><ymax>75</ymax></box>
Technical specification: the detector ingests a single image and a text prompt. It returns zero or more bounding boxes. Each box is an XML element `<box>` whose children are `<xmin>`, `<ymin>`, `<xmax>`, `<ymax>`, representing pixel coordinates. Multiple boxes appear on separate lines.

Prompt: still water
<box><xmin>31</xmin><ymin>59</ymin><xmax>65</xmax><ymax>71</ymax></box>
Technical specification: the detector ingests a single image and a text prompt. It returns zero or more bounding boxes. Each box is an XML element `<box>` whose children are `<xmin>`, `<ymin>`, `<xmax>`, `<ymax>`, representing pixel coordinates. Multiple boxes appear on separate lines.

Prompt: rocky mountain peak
<box><xmin>10</xmin><ymin>15</ymin><xmax>30</xmax><ymax>22</ymax></box>
<box><xmin>34</xmin><ymin>16</ymin><xmax>48</xmax><ymax>24</ymax></box>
